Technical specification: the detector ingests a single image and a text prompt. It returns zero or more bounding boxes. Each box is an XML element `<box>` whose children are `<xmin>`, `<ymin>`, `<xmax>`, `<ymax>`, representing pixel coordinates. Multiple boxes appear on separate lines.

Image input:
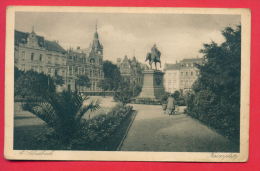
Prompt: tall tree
<box><xmin>99</xmin><ymin>60</ymin><xmax>122</xmax><ymax>91</ymax></box>
<box><xmin>187</xmin><ymin>25</ymin><xmax>241</xmax><ymax>144</ymax></box>
<box><xmin>76</xmin><ymin>75</ymin><xmax>91</xmax><ymax>92</ymax></box>
<box><xmin>15</xmin><ymin>69</ymin><xmax>55</xmax><ymax>99</ymax></box>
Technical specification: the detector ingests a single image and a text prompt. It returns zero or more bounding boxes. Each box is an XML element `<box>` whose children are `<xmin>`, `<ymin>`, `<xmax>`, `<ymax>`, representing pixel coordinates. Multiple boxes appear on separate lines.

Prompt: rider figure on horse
<box><xmin>145</xmin><ymin>44</ymin><xmax>161</xmax><ymax>70</ymax></box>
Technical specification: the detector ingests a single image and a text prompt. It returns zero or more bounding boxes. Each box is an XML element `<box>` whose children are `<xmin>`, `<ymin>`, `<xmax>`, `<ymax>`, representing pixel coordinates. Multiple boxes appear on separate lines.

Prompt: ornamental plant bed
<box><xmin>131</xmin><ymin>98</ymin><xmax>161</xmax><ymax>105</ymax></box>
<box><xmin>14</xmin><ymin>104</ymin><xmax>135</xmax><ymax>151</ymax></box>
<box><xmin>70</xmin><ymin>105</ymin><xmax>135</xmax><ymax>151</ymax></box>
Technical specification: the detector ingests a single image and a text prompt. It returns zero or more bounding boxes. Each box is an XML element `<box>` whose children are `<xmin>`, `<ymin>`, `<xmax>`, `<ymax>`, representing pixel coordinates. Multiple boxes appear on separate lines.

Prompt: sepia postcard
<box><xmin>4</xmin><ymin>6</ymin><xmax>250</xmax><ymax>162</ymax></box>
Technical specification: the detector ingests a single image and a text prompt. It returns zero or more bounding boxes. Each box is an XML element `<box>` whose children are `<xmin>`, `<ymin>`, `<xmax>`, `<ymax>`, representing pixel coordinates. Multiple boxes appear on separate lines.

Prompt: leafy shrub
<box><xmin>71</xmin><ymin>104</ymin><xmax>133</xmax><ymax>149</ymax></box>
<box><xmin>133</xmin><ymin>98</ymin><xmax>161</xmax><ymax>105</ymax></box>
<box><xmin>114</xmin><ymin>81</ymin><xmax>133</xmax><ymax>105</ymax></box>
<box><xmin>14</xmin><ymin>68</ymin><xmax>56</xmax><ymax>101</ymax></box>
<box><xmin>132</xmin><ymin>84</ymin><xmax>142</xmax><ymax>97</ymax></box>
<box><xmin>23</xmin><ymin>91</ymin><xmax>100</xmax><ymax>147</ymax></box>
<box><xmin>160</xmin><ymin>92</ymin><xmax>170</xmax><ymax>104</ymax></box>
<box><xmin>30</xmin><ymin>104</ymin><xmax>133</xmax><ymax>150</ymax></box>
<box><xmin>186</xmin><ymin>25</ymin><xmax>241</xmax><ymax>144</ymax></box>
<box><xmin>160</xmin><ymin>91</ymin><xmax>186</xmax><ymax>106</ymax></box>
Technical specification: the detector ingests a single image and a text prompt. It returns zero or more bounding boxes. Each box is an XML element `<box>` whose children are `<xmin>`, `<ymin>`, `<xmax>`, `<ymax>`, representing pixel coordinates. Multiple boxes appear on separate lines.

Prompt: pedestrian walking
<box><xmin>166</xmin><ymin>94</ymin><xmax>176</xmax><ymax>115</ymax></box>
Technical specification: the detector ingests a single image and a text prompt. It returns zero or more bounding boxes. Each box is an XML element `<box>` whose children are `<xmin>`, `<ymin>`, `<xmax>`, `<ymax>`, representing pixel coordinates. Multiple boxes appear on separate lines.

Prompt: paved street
<box><xmin>120</xmin><ymin>104</ymin><xmax>237</xmax><ymax>152</ymax></box>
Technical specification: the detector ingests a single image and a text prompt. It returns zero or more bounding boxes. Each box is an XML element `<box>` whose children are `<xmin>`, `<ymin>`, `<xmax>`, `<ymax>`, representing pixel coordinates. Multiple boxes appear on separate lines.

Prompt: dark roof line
<box><xmin>15</xmin><ymin>30</ymin><xmax>66</xmax><ymax>54</ymax></box>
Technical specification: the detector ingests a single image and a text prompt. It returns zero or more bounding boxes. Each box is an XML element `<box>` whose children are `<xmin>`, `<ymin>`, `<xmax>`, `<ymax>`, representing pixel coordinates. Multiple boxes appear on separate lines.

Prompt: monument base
<box><xmin>138</xmin><ymin>69</ymin><xmax>165</xmax><ymax>100</ymax></box>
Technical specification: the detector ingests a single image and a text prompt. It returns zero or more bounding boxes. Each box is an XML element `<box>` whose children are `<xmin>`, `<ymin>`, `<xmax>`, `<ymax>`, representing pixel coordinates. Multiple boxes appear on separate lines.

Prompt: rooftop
<box><xmin>180</xmin><ymin>58</ymin><xmax>203</xmax><ymax>63</ymax></box>
<box><xmin>15</xmin><ymin>30</ymin><xmax>66</xmax><ymax>54</ymax></box>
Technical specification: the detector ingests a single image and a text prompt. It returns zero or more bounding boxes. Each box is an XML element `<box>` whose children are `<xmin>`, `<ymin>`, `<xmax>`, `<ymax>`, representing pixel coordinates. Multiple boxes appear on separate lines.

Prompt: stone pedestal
<box><xmin>138</xmin><ymin>70</ymin><xmax>165</xmax><ymax>99</ymax></box>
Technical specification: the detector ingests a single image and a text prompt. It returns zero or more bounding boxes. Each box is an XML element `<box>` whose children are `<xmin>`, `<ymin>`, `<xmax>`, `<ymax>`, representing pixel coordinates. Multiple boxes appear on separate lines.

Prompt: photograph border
<box><xmin>4</xmin><ymin>6</ymin><xmax>251</xmax><ymax>162</ymax></box>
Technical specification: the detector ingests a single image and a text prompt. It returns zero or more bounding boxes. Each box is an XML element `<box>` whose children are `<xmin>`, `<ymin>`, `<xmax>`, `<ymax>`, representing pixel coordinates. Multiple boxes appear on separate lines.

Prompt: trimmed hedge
<box><xmin>131</xmin><ymin>98</ymin><xmax>161</xmax><ymax>105</ymax></box>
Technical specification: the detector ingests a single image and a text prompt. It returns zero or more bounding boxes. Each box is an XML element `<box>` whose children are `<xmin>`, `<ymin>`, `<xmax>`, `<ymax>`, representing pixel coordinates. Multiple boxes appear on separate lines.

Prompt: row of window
<box><xmin>180</xmin><ymin>71</ymin><xmax>199</xmax><ymax>77</ymax></box>
<box><xmin>180</xmin><ymin>63</ymin><xmax>200</xmax><ymax>68</ymax></box>
<box><xmin>68</xmin><ymin>66</ymin><xmax>103</xmax><ymax>78</ymax></box>
<box><xmin>20</xmin><ymin>51</ymin><xmax>66</xmax><ymax>65</ymax></box>
<box><xmin>68</xmin><ymin>55</ymin><xmax>102</xmax><ymax>65</ymax></box>
<box><xmin>67</xmin><ymin>80</ymin><xmax>101</xmax><ymax>91</ymax></box>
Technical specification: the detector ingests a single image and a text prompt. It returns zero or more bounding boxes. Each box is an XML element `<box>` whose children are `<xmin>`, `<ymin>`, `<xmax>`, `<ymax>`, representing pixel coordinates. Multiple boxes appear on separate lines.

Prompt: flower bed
<box><xmin>71</xmin><ymin>105</ymin><xmax>133</xmax><ymax>150</ymax></box>
<box><xmin>20</xmin><ymin>104</ymin><xmax>134</xmax><ymax>150</ymax></box>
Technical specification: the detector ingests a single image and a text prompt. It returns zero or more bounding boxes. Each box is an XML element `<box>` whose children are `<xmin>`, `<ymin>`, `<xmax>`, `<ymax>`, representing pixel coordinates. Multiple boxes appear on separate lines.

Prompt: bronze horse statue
<box><xmin>145</xmin><ymin>44</ymin><xmax>161</xmax><ymax>70</ymax></box>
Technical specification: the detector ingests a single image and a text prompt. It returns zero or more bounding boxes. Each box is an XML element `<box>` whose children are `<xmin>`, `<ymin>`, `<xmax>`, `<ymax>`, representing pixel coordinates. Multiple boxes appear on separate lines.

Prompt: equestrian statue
<box><xmin>145</xmin><ymin>44</ymin><xmax>161</xmax><ymax>70</ymax></box>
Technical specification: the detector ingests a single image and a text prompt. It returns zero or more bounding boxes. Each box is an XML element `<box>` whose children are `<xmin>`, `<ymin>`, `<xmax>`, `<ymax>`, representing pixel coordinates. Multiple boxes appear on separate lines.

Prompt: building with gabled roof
<box><xmin>14</xmin><ymin>25</ymin><xmax>104</xmax><ymax>93</ymax></box>
<box><xmin>117</xmin><ymin>55</ymin><xmax>144</xmax><ymax>87</ymax></box>
<box><xmin>14</xmin><ymin>28</ymin><xmax>67</xmax><ymax>90</ymax></box>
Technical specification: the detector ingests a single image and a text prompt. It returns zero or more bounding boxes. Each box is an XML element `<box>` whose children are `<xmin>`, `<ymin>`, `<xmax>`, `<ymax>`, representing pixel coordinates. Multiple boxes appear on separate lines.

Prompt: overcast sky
<box><xmin>15</xmin><ymin>12</ymin><xmax>240</xmax><ymax>65</ymax></box>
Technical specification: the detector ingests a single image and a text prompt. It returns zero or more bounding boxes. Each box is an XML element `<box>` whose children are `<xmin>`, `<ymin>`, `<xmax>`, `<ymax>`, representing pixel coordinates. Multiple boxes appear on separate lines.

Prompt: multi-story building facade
<box><xmin>14</xmin><ymin>28</ymin><xmax>67</xmax><ymax>90</ymax></box>
<box><xmin>163</xmin><ymin>58</ymin><xmax>203</xmax><ymax>93</ymax></box>
<box><xmin>14</xmin><ymin>26</ymin><xmax>104</xmax><ymax>93</ymax></box>
<box><xmin>179</xmin><ymin>58</ymin><xmax>203</xmax><ymax>91</ymax></box>
<box><xmin>163</xmin><ymin>63</ymin><xmax>180</xmax><ymax>93</ymax></box>
<box><xmin>116</xmin><ymin>55</ymin><xmax>144</xmax><ymax>86</ymax></box>
<box><xmin>66</xmin><ymin>26</ymin><xmax>104</xmax><ymax>92</ymax></box>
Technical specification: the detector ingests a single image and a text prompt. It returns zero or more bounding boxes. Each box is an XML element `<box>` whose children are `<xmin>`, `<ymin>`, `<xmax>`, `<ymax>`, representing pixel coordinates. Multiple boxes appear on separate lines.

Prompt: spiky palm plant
<box><xmin>24</xmin><ymin>91</ymin><xmax>100</xmax><ymax>147</ymax></box>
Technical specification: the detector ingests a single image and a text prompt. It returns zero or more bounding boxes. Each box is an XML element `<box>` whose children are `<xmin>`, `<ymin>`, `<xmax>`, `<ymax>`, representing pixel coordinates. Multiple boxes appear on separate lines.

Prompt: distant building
<box><xmin>163</xmin><ymin>63</ymin><xmax>180</xmax><ymax>93</ymax></box>
<box><xmin>163</xmin><ymin>58</ymin><xmax>203</xmax><ymax>93</ymax></box>
<box><xmin>116</xmin><ymin>55</ymin><xmax>145</xmax><ymax>87</ymax></box>
<box><xmin>14</xmin><ymin>28</ymin><xmax>67</xmax><ymax>89</ymax></box>
<box><xmin>179</xmin><ymin>58</ymin><xmax>203</xmax><ymax>91</ymax></box>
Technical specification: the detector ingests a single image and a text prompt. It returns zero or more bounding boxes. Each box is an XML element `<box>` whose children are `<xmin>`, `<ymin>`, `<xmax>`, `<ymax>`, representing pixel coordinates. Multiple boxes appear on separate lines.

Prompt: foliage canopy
<box><xmin>186</xmin><ymin>25</ymin><xmax>241</xmax><ymax>145</ymax></box>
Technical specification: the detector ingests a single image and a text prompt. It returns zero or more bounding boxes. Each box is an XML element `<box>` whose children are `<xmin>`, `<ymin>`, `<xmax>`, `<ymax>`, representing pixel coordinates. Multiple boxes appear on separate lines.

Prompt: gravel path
<box><xmin>120</xmin><ymin>104</ymin><xmax>238</xmax><ymax>152</ymax></box>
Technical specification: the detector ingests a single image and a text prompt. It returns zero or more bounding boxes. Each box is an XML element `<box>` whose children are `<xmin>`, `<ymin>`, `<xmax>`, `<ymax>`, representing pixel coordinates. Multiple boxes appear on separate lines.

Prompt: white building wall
<box><xmin>164</xmin><ymin>70</ymin><xmax>180</xmax><ymax>93</ymax></box>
